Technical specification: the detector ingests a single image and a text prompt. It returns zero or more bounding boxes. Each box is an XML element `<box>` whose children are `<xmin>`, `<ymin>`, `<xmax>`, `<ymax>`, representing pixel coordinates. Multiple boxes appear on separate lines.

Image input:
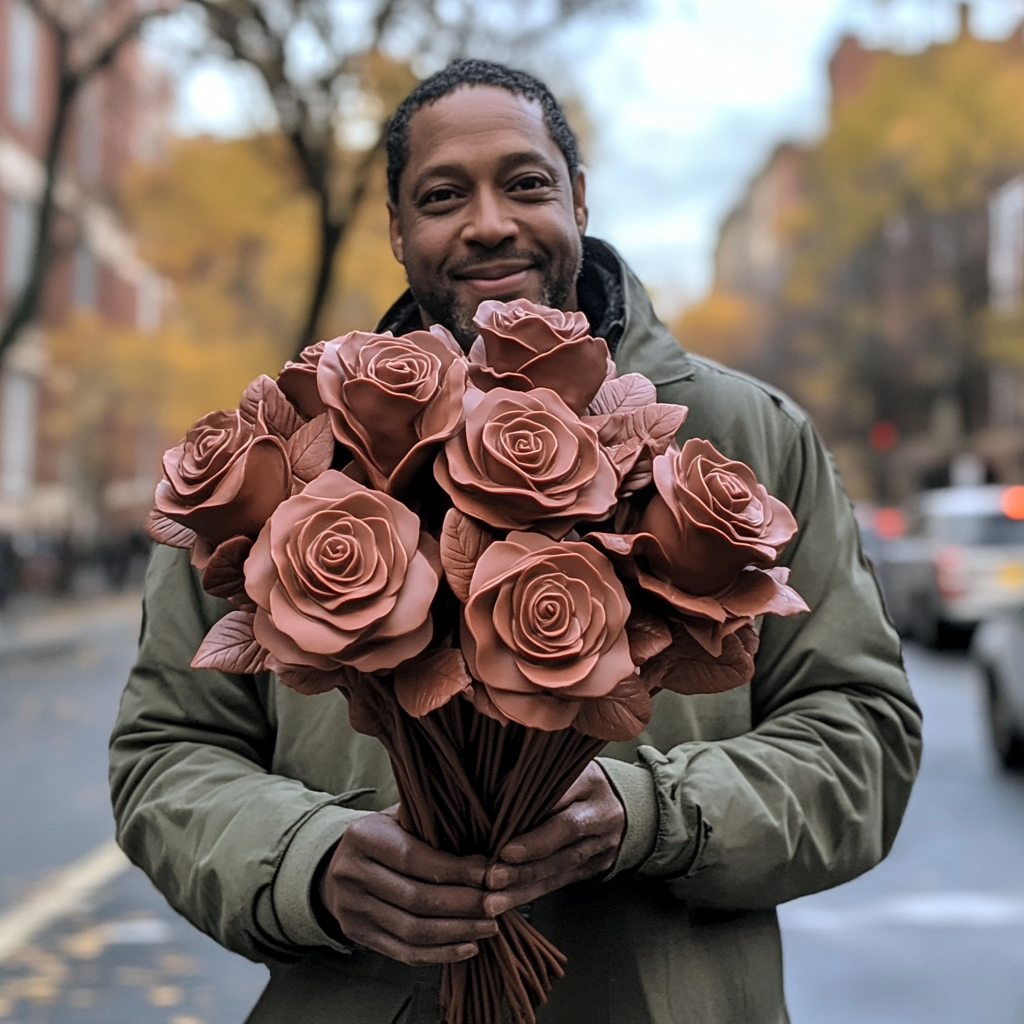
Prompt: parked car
<box><xmin>874</xmin><ymin>485</ymin><xmax>1024</xmax><ymax>646</ymax></box>
<box><xmin>971</xmin><ymin>609</ymin><xmax>1024</xmax><ymax>770</ymax></box>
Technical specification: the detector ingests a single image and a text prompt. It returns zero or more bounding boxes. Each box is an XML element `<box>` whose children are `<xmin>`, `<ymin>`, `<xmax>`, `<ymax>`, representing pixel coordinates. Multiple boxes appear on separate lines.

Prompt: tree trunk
<box><xmin>0</xmin><ymin>55</ymin><xmax>74</xmax><ymax>358</ymax></box>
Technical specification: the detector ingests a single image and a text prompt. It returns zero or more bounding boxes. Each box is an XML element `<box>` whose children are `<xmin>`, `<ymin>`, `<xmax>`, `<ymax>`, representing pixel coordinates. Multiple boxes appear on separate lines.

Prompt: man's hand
<box><xmin>319</xmin><ymin>809</ymin><xmax>498</xmax><ymax>966</ymax></box>
<box><xmin>483</xmin><ymin>760</ymin><xmax>625</xmax><ymax>916</ymax></box>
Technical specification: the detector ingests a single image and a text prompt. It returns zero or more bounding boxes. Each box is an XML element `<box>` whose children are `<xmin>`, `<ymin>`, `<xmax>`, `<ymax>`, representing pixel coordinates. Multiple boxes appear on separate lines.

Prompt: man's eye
<box><xmin>509</xmin><ymin>175</ymin><xmax>549</xmax><ymax>192</ymax></box>
<box><xmin>421</xmin><ymin>187</ymin><xmax>461</xmax><ymax>205</ymax></box>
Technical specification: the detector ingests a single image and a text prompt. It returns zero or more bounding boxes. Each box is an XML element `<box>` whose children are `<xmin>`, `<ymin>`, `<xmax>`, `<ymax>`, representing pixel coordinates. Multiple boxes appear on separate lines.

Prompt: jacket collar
<box><xmin>374</xmin><ymin>236</ymin><xmax>695</xmax><ymax>387</ymax></box>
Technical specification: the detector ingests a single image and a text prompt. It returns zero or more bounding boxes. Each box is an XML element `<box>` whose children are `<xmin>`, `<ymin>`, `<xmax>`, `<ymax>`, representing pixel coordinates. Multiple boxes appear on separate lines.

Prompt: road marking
<box><xmin>0</xmin><ymin>839</ymin><xmax>130</xmax><ymax>962</ymax></box>
<box><xmin>781</xmin><ymin>891</ymin><xmax>1024</xmax><ymax>931</ymax></box>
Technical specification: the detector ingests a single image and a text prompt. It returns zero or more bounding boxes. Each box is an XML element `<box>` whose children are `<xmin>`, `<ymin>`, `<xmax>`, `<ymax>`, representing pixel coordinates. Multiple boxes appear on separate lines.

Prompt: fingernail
<box><xmin>488</xmin><ymin>866</ymin><xmax>510</xmax><ymax>889</ymax></box>
<box><xmin>456</xmin><ymin>944</ymin><xmax>479</xmax><ymax>961</ymax></box>
<box><xmin>501</xmin><ymin>845</ymin><xmax>525</xmax><ymax>863</ymax></box>
<box><xmin>485</xmin><ymin>895</ymin><xmax>513</xmax><ymax>917</ymax></box>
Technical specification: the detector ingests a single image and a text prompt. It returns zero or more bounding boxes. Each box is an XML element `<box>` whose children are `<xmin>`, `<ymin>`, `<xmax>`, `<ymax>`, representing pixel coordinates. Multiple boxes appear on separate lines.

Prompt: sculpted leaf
<box><xmin>574</xmin><ymin>674</ymin><xmax>652</xmax><ymax>741</ymax></box>
<box><xmin>202</xmin><ymin>535</ymin><xmax>255</xmax><ymax>609</ymax></box>
<box><xmin>439</xmin><ymin>508</ymin><xmax>495</xmax><ymax>603</ymax></box>
<box><xmin>623</xmin><ymin>404</ymin><xmax>689</xmax><ymax>454</ymax></box>
<box><xmin>240</xmin><ymin>375</ymin><xmax>305</xmax><ymax>438</ymax></box>
<box><xmin>587</xmin><ymin>373</ymin><xmax>657</xmax><ymax>416</ymax></box>
<box><xmin>394</xmin><ymin>647</ymin><xmax>473</xmax><ymax>718</ymax></box>
<box><xmin>145</xmin><ymin>509</ymin><xmax>196</xmax><ymax>549</ymax></box>
<box><xmin>285</xmin><ymin>413</ymin><xmax>335</xmax><ymax>483</ymax></box>
<box><xmin>270</xmin><ymin>658</ymin><xmax>347</xmax><ymax>696</ymax></box>
<box><xmin>625</xmin><ymin>609</ymin><xmax>673</xmax><ymax>666</ymax></box>
<box><xmin>643</xmin><ymin>622</ymin><xmax>760</xmax><ymax>696</ymax></box>
<box><xmin>191</xmin><ymin>611</ymin><xmax>267</xmax><ymax>674</ymax></box>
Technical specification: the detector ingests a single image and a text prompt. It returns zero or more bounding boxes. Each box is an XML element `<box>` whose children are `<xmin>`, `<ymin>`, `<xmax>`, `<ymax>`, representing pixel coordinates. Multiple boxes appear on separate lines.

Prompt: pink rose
<box><xmin>435</xmin><ymin>388</ymin><xmax>619</xmax><ymax>538</ymax></box>
<box><xmin>244</xmin><ymin>471</ymin><xmax>439</xmax><ymax>674</ymax></box>
<box><xmin>277</xmin><ymin>341</ymin><xmax>328</xmax><ymax>419</ymax></box>
<box><xmin>469</xmin><ymin>299</ymin><xmax>611</xmax><ymax>414</ymax></box>
<box><xmin>641</xmin><ymin>439</ymin><xmax>798</xmax><ymax>595</ymax></box>
<box><xmin>154</xmin><ymin>407</ymin><xmax>291</xmax><ymax>554</ymax></box>
<box><xmin>316</xmin><ymin>327</ymin><xmax>468</xmax><ymax>494</ymax></box>
<box><xmin>462</xmin><ymin>531</ymin><xmax>634</xmax><ymax>731</ymax></box>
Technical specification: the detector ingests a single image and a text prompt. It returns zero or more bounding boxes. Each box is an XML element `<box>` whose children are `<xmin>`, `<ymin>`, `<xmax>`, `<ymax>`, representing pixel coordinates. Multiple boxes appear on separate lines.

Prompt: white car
<box><xmin>971</xmin><ymin>609</ymin><xmax>1024</xmax><ymax>770</ymax></box>
<box><xmin>874</xmin><ymin>485</ymin><xmax>1024</xmax><ymax>646</ymax></box>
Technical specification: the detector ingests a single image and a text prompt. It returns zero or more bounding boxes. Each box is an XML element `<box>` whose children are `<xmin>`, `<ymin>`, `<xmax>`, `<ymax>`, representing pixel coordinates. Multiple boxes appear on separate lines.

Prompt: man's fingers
<box><xmin>344</xmin><ymin>913</ymin><xmax>483</xmax><ymax>967</ymax></box>
<box><xmin>482</xmin><ymin>848</ymin><xmax>616</xmax><ymax>917</ymax></box>
<box><xmin>356</xmin><ymin>859</ymin><xmax>490</xmax><ymax>919</ymax></box>
<box><xmin>495</xmin><ymin>802</ymin><xmax>601</xmax><ymax>869</ymax></box>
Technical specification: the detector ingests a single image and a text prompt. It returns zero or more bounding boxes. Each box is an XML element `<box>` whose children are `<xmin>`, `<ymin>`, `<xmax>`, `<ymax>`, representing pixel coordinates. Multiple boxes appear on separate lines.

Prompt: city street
<box><xmin>0</xmin><ymin>595</ymin><xmax>1022</xmax><ymax>1023</ymax></box>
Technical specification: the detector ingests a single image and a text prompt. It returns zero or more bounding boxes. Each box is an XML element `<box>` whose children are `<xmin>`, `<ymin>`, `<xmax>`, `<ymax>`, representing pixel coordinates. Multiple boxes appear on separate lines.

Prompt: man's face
<box><xmin>388</xmin><ymin>86</ymin><xmax>588</xmax><ymax>349</ymax></box>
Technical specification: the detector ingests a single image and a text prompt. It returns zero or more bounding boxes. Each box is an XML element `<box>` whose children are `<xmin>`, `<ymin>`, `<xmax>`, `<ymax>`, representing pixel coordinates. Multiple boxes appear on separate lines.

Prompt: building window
<box><xmin>988</xmin><ymin>176</ymin><xmax>1024</xmax><ymax>311</ymax></box>
<box><xmin>3</xmin><ymin>197</ymin><xmax>34</xmax><ymax>298</ymax></box>
<box><xmin>73</xmin><ymin>242</ymin><xmax>98</xmax><ymax>309</ymax></box>
<box><xmin>1</xmin><ymin>370</ymin><xmax>37</xmax><ymax>498</ymax></box>
<box><xmin>7</xmin><ymin>0</ymin><xmax>39</xmax><ymax>127</ymax></box>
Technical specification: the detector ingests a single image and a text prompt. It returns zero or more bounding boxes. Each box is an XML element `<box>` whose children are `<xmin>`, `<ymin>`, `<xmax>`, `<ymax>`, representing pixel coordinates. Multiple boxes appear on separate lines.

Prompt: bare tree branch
<box><xmin>0</xmin><ymin>0</ymin><xmax>174</xmax><ymax>358</ymax></box>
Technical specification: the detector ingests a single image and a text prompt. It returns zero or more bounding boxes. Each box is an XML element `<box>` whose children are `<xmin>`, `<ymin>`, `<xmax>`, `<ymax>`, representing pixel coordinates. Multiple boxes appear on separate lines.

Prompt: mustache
<box><xmin>446</xmin><ymin>247</ymin><xmax>544</xmax><ymax>277</ymax></box>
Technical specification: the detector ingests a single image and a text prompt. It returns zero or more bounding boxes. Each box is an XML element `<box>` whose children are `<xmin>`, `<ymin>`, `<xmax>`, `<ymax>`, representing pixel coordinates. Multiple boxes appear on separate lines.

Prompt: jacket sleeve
<box><xmin>109</xmin><ymin>544</ymin><xmax>372</xmax><ymax>963</ymax></box>
<box><xmin>599</xmin><ymin>416</ymin><xmax>922</xmax><ymax>909</ymax></box>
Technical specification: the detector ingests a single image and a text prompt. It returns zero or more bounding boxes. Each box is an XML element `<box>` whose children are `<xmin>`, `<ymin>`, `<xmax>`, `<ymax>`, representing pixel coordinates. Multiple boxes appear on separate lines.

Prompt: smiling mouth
<box><xmin>452</xmin><ymin>263</ymin><xmax>537</xmax><ymax>299</ymax></box>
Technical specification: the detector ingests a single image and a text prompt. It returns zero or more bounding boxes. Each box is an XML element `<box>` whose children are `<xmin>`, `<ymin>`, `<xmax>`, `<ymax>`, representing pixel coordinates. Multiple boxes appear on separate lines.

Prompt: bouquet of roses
<box><xmin>146</xmin><ymin>299</ymin><xmax>809</xmax><ymax>1024</ymax></box>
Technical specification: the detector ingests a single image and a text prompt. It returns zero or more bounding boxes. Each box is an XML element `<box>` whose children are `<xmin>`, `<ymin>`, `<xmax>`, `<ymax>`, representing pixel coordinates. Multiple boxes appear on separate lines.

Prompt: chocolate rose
<box><xmin>155</xmin><ymin>407</ymin><xmax>291</xmax><ymax>558</ymax></box>
<box><xmin>469</xmin><ymin>299</ymin><xmax>611</xmax><ymax>414</ymax></box>
<box><xmin>435</xmin><ymin>387</ymin><xmax>618</xmax><ymax>538</ymax></box>
<box><xmin>462</xmin><ymin>532</ymin><xmax>634</xmax><ymax>731</ymax></box>
<box><xmin>640</xmin><ymin>438</ymin><xmax>798</xmax><ymax>596</ymax></box>
<box><xmin>277</xmin><ymin>340</ymin><xmax>328</xmax><ymax>419</ymax></box>
<box><xmin>316</xmin><ymin>327</ymin><xmax>467</xmax><ymax>494</ymax></box>
<box><xmin>244</xmin><ymin>470</ymin><xmax>439</xmax><ymax>674</ymax></box>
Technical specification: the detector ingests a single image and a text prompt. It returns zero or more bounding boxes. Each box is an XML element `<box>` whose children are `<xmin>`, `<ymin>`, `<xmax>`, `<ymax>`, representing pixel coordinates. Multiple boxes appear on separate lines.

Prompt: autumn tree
<box><xmin>0</xmin><ymin>0</ymin><xmax>173</xmax><ymax>357</ymax></box>
<box><xmin>180</xmin><ymin>0</ymin><xmax>636</xmax><ymax>354</ymax></box>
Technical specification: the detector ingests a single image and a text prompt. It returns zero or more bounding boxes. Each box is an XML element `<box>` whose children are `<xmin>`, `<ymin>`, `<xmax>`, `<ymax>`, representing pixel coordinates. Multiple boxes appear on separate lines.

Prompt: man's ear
<box><xmin>387</xmin><ymin>200</ymin><xmax>405</xmax><ymax>265</ymax></box>
<box><xmin>572</xmin><ymin>168</ymin><xmax>588</xmax><ymax>236</ymax></box>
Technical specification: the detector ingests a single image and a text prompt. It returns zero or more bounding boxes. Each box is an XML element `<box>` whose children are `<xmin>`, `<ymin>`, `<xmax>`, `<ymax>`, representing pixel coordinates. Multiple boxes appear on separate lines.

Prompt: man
<box><xmin>110</xmin><ymin>60</ymin><xmax>922</xmax><ymax>1024</ymax></box>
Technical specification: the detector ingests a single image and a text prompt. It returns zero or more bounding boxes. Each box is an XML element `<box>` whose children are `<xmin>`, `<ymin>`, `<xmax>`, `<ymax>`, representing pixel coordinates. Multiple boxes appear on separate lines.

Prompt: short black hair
<box><xmin>385</xmin><ymin>59</ymin><xmax>582</xmax><ymax>204</ymax></box>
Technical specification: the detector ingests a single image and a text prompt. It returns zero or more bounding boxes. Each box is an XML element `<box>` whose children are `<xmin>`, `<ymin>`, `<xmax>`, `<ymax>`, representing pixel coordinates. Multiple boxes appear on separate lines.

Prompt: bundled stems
<box><xmin>358</xmin><ymin>677</ymin><xmax>602</xmax><ymax>1024</ymax></box>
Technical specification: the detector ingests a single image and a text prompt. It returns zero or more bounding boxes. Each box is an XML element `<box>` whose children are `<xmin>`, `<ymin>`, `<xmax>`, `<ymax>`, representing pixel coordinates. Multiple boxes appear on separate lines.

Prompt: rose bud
<box><xmin>435</xmin><ymin>387</ymin><xmax>619</xmax><ymax>539</ymax></box>
<box><xmin>244</xmin><ymin>470</ymin><xmax>439</xmax><ymax>675</ymax></box>
<box><xmin>469</xmin><ymin>299</ymin><xmax>611</xmax><ymax>414</ymax></box>
<box><xmin>462</xmin><ymin>531</ymin><xmax>634</xmax><ymax>731</ymax></box>
<box><xmin>277</xmin><ymin>340</ymin><xmax>328</xmax><ymax>419</ymax></box>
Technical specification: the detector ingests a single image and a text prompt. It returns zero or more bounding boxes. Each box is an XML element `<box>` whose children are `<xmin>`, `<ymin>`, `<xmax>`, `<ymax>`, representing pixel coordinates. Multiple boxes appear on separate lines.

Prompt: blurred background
<box><xmin>1</xmin><ymin>0</ymin><xmax>1024</xmax><ymax>1022</ymax></box>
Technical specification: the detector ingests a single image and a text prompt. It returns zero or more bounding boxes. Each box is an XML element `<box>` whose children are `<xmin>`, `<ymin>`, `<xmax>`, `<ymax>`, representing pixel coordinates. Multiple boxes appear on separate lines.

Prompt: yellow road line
<box><xmin>0</xmin><ymin>839</ymin><xmax>129</xmax><ymax>962</ymax></box>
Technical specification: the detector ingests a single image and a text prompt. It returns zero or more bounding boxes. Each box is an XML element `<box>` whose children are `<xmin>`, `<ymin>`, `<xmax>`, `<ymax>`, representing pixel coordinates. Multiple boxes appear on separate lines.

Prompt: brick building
<box><xmin>0</xmin><ymin>0</ymin><xmax>167</xmax><ymax>586</ymax></box>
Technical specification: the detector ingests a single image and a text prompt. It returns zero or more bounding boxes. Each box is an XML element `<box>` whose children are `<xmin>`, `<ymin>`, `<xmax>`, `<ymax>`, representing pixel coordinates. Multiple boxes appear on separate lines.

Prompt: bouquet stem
<box><xmin>356</xmin><ymin>678</ymin><xmax>603</xmax><ymax>1024</ymax></box>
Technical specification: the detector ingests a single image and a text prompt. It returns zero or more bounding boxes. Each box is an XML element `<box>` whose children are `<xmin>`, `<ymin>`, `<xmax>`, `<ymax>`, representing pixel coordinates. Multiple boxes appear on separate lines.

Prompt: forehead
<box><xmin>403</xmin><ymin>86</ymin><xmax>564</xmax><ymax>182</ymax></box>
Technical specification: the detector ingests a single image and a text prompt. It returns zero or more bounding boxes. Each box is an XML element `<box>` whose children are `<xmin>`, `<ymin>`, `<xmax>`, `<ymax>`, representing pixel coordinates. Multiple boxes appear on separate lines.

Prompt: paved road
<box><xmin>781</xmin><ymin>642</ymin><xmax>1024</xmax><ymax>1024</ymax></box>
<box><xmin>0</xmin><ymin>595</ymin><xmax>1021</xmax><ymax>1022</ymax></box>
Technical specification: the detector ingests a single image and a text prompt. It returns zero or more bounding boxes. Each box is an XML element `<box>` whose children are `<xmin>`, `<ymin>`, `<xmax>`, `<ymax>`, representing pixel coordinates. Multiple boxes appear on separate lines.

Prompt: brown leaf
<box><xmin>624</xmin><ymin>404</ymin><xmax>689</xmax><ymax>453</ymax></box>
<box><xmin>574</xmin><ymin>674</ymin><xmax>652</xmax><ymax>741</ymax></box>
<box><xmin>439</xmin><ymin>508</ymin><xmax>495</xmax><ymax>603</ymax></box>
<box><xmin>345</xmin><ymin>683</ymin><xmax>389</xmax><ymax>737</ymax></box>
<box><xmin>269</xmin><ymin>658</ymin><xmax>346</xmax><ymax>696</ymax></box>
<box><xmin>285</xmin><ymin>413</ymin><xmax>335</xmax><ymax>483</ymax></box>
<box><xmin>643</xmin><ymin>621</ymin><xmax>760</xmax><ymax>696</ymax></box>
<box><xmin>394</xmin><ymin>647</ymin><xmax>472</xmax><ymax>718</ymax></box>
<box><xmin>625</xmin><ymin>609</ymin><xmax>673</xmax><ymax>666</ymax></box>
<box><xmin>587</xmin><ymin>373</ymin><xmax>657</xmax><ymax>416</ymax></box>
<box><xmin>202</xmin><ymin>536</ymin><xmax>255</xmax><ymax>609</ymax></box>
<box><xmin>191</xmin><ymin>611</ymin><xmax>267</xmax><ymax>674</ymax></box>
<box><xmin>240</xmin><ymin>375</ymin><xmax>305</xmax><ymax>438</ymax></box>
<box><xmin>146</xmin><ymin>509</ymin><xmax>196</xmax><ymax>549</ymax></box>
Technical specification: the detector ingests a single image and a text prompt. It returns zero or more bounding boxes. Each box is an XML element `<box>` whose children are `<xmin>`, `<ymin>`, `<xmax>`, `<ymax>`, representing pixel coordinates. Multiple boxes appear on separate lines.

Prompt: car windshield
<box><xmin>932</xmin><ymin>514</ymin><xmax>1024</xmax><ymax>545</ymax></box>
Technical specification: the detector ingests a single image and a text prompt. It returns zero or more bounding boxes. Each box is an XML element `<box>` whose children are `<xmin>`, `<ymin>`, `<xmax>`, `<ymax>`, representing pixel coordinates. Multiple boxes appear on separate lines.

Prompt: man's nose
<box><xmin>461</xmin><ymin>189</ymin><xmax>517</xmax><ymax>248</ymax></box>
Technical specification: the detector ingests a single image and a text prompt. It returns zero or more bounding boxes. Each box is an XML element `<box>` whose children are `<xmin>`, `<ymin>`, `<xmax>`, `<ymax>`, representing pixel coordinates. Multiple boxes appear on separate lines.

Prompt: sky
<box><xmin>149</xmin><ymin>0</ymin><xmax>1024</xmax><ymax>318</ymax></box>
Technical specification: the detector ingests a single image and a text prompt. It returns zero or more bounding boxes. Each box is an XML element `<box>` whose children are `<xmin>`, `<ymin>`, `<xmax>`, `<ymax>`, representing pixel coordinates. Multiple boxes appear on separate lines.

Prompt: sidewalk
<box><xmin>0</xmin><ymin>588</ymin><xmax>143</xmax><ymax>663</ymax></box>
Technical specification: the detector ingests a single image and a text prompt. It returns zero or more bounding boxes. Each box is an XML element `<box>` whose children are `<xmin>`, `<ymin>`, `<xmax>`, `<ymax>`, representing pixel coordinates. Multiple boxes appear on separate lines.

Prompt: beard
<box><xmin>409</xmin><ymin>245</ymin><xmax>583</xmax><ymax>351</ymax></box>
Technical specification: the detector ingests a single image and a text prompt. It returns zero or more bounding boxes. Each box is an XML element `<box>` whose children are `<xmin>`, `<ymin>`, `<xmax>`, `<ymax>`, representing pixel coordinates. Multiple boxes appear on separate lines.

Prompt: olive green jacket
<box><xmin>109</xmin><ymin>240</ymin><xmax>921</xmax><ymax>1024</ymax></box>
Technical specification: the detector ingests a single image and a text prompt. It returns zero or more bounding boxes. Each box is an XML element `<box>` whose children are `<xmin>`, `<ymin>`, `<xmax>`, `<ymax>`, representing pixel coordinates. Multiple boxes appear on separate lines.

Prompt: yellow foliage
<box><xmin>806</xmin><ymin>32</ymin><xmax>1024</xmax><ymax>272</ymax></box>
<box><xmin>671</xmin><ymin>289</ymin><xmax>765</xmax><ymax>369</ymax></box>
